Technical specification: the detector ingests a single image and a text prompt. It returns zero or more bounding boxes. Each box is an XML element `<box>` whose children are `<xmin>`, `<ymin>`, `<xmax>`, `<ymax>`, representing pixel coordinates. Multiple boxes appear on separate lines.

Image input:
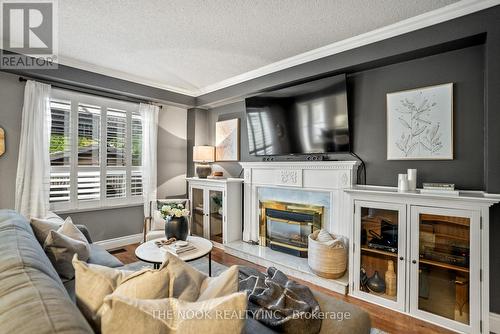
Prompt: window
<box><xmin>49</xmin><ymin>89</ymin><xmax>143</xmax><ymax>211</ymax></box>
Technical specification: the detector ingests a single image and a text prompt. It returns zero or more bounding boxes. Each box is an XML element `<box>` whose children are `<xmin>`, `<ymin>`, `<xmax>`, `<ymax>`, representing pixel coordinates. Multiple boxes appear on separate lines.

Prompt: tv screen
<box><xmin>245</xmin><ymin>74</ymin><xmax>349</xmax><ymax>156</ymax></box>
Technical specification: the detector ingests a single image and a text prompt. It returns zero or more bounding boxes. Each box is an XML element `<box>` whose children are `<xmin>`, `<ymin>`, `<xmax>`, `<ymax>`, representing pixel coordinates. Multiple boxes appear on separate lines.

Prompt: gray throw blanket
<box><xmin>239</xmin><ymin>266</ymin><xmax>321</xmax><ymax>334</ymax></box>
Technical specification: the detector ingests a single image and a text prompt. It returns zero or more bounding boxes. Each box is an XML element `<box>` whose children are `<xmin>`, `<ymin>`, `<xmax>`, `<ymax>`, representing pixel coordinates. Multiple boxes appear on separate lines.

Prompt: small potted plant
<box><xmin>160</xmin><ymin>203</ymin><xmax>190</xmax><ymax>241</ymax></box>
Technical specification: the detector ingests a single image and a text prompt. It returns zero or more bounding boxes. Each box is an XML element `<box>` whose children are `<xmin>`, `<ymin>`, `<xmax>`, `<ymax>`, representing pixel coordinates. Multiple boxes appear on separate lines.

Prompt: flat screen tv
<box><xmin>245</xmin><ymin>74</ymin><xmax>350</xmax><ymax>156</ymax></box>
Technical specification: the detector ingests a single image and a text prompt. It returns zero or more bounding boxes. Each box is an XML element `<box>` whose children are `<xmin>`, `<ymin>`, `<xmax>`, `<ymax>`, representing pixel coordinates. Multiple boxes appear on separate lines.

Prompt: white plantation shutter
<box><xmin>107</xmin><ymin>108</ymin><xmax>127</xmax><ymax>166</ymax></box>
<box><xmin>49</xmin><ymin>99</ymin><xmax>71</xmax><ymax>203</ymax></box>
<box><xmin>77</xmin><ymin>170</ymin><xmax>101</xmax><ymax>200</ymax></box>
<box><xmin>131</xmin><ymin>170</ymin><xmax>143</xmax><ymax>196</ymax></box>
<box><xmin>49</xmin><ymin>89</ymin><xmax>144</xmax><ymax>211</ymax></box>
<box><xmin>106</xmin><ymin>170</ymin><xmax>126</xmax><ymax>198</ymax></box>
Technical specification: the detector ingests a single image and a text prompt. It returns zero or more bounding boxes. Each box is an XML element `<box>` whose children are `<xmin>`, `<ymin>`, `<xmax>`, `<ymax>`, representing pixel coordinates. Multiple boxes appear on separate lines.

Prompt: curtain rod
<box><xmin>18</xmin><ymin>76</ymin><xmax>162</xmax><ymax>109</ymax></box>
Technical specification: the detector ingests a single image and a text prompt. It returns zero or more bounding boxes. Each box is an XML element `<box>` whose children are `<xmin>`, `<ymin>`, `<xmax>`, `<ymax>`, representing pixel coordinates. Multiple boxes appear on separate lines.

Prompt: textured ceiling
<box><xmin>58</xmin><ymin>0</ymin><xmax>460</xmax><ymax>95</ymax></box>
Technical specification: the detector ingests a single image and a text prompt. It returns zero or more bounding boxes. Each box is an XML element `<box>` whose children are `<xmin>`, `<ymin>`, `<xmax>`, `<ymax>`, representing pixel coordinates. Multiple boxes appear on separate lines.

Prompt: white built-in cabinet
<box><xmin>186</xmin><ymin>178</ymin><xmax>243</xmax><ymax>247</ymax></box>
<box><xmin>346</xmin><ymin>186</ymin><xmax>498</xmax><ymax>334</ymax></box>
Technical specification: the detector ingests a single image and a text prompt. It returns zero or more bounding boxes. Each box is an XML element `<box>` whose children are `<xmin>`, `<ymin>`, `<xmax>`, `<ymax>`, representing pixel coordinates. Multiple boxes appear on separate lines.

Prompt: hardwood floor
<box><xmin>111</xmin><ymin>244</ymin><xmax>454</xmax><ymax>334</ymax></box>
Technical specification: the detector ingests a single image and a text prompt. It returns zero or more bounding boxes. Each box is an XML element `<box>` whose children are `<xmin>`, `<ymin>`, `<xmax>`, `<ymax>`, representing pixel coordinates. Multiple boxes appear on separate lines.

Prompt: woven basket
<box><xmin>308</xmin><ymin>230</ymin><xmax>347</xmax><ymax>279</ymax></box>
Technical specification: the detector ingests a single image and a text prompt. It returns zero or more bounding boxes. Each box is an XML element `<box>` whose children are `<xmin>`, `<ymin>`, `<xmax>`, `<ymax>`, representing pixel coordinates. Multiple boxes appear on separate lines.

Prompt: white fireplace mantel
<box><xmin>241</xmin><ymin>161</ymin><xmax>360</xmax><ymax>242</ymax></box>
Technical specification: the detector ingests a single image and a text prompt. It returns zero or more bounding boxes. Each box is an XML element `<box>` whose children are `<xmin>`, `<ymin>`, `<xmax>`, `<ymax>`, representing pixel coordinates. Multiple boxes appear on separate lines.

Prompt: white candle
<box><xmin>407</xmin><ymin>169</ymin><xmax>417</xmax><ymax>191</ymax></box>
<box><xmin>398</xmin><ymin>174</ymin><xmax>408</xmax><ymax>192</ymax></box>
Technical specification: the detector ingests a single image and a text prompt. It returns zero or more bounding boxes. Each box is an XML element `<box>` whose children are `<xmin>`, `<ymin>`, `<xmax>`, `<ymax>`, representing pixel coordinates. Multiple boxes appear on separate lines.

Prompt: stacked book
<box><xmin>420</xmin><ymin>183</ymin><xmax>459</xmax><ymax>196</ymax></box>
<box><xmin>162</xmin><ymin>241</ymin><xmax>197</xmax><ymax>255</ymax></box>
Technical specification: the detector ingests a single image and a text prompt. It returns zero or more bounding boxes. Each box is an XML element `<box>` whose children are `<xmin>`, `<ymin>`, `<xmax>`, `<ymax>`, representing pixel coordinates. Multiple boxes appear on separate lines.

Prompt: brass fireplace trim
<box><xmin>259</xmin><ymin>200</ymin><xmax>324</xmax><ymax>246</ymax></box>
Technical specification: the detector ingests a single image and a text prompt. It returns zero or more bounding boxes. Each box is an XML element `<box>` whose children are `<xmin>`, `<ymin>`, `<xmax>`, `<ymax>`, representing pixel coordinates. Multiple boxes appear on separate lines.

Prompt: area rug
<box><xmin>122</xmin><ymin>257</ymin><xmax>387</xmax><ymax>334</ymax></box>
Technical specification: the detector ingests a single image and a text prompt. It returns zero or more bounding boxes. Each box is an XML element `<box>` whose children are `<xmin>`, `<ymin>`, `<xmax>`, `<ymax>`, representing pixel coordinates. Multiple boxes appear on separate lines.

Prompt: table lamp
<box><xmin>193</xmin><ymin>145</ymin><xmax>215</xmax><ymax>178</ymax></box>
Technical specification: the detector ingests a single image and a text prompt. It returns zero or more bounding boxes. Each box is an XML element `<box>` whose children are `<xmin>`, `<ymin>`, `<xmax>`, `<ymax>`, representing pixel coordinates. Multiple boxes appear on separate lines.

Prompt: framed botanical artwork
<box><xmin>215</xmin><ymin>118</ymin><xmax>240</xmax><ymax>161</ymax></box>
<box><xmin>387</xmin><ymin>83</ymin><xmax>453</xmax><ymax>160</ymax></box>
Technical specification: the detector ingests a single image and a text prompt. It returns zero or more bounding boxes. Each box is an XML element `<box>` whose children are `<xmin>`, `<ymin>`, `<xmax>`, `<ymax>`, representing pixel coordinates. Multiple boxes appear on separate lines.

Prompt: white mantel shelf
<box><xmin>186</xmin><ymin>177</ymin><xmax>244</xmax><ymax>184</ymax></box>
<box><xmin>240</xmin><ymin>161</ymin><xmax>359</xmax><ymax>169</ymax></box>
<box><xmin>345</xmin><ymin>185</ymin><xmax>499</xmax><ymax>206</ymax></box>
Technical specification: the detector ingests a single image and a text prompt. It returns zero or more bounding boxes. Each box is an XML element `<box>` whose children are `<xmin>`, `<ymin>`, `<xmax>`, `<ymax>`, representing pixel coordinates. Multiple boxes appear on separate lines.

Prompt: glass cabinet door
<box><xmin>410</xmin><ymin>207</ymin><xmax>479</xmax><ymax>333</ymax></box>
<box><xmin>191</xmin><ymin>187</ymin><xmax>205</xmax><ymax>237</ymax></box>
<box><xmin>209</xmin><ymin>189</ymin><xmax>224</xmax><ymax>244</ymax></box>
<box><xmin>353</xmin><ymin>201</ymin><xmax>406</xmax><ymax>310</ymax></box>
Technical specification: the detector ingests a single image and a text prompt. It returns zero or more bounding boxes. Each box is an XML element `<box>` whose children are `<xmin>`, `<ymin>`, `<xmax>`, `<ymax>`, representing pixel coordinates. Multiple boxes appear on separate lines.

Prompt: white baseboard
<box><xmin>491</xmin><ymin>313</ymin><xmax>500</xmax><ymax>334</ymax></box>
<box><xmin>94</xmin><ymin>233</ymin><xmax>143</xmax><ymax>250</ymax></box>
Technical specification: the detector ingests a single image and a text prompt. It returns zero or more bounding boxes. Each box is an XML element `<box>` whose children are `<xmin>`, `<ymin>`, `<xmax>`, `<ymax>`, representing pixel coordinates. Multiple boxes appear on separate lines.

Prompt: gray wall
<box><xmin>0</xmin><ymin>70</ymin><xmax>188</xmax><ymax>241</ymax></box>
<box><xmin>0</xmin><ymin>71</ymin><xmax>24</xmax><ymax>208</ymax></box>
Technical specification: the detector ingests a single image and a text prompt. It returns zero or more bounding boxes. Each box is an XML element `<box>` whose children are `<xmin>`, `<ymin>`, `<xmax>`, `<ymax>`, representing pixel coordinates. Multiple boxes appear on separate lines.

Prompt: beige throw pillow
<box><xmin>30</xmin><ymin>216</ymin><xmax>62</xmax><ymax>245</ymax></box>
<box><xmin>101</xmin><ymin>292</ymin><xmax>247</xmax><ymax>334</ymax></box>
<box><xmin>198</xmin><ymin>265</ymin><xmax>239</xmax><ymax>301</ymax></box>
<box><xmin>44</xmin><ymin>217</ymin><xmax>91</xmax><ymax>280</ymax></box>
<box><xmin>73</xmin><ymin>256</ymin><xmax>170</xmax><ymax>331</ymax></box>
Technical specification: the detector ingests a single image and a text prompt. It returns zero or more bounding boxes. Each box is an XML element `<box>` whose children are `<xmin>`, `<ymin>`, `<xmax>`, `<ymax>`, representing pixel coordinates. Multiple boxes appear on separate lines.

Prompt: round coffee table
<box><xmin>135</xmin><ymin>236</ymin><xmax>213</xmax><ymax>275</ymax></box>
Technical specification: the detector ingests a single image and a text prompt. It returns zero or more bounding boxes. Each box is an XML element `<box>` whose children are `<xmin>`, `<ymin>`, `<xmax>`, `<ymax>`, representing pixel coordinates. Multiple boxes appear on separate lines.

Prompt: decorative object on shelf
<box><xmin>308</xmin><ymin>230</ymin><xmax>347</xmax><ymax>279</ymax></box>
<box><xmin>154</xmin><ymin>238</ymin><xmax>177</xmax><ymax>247</ymax></box>
<box><xmin>398</xmin><ymin>173</ymin><xmax>408</xmax><ymax>192</ymax></box>
<box><xmin>385</xmin><ymin>260</ymin><xmax>397</xmax><ymax>297</ymax></box>
<box><xmin>212</xmin><ymin>194</ymin><xmax>223</xmax><ymax>215</ymax></box>
<box><xmin>367</xmin><ymin>219</ymin><xmax>398</xmax><ymax>254</ymax></box>
<box><xmin>0</xmin><ymin>127</ymin><xmax>4</xmax><ymax>157</ymax></box>
<box><xmin>367</xmin><ymin>270</ymin><xmax>386</xmax><ymax>293</ymax></box>
<box><xmin>215</xmin><ymin>118</ymin><xmax>240</xmax><ymax>161</ymax></box>
<box><xmin>213</xmin><ymin>171</ymin><xmax>223</xmax><ymax>177</ymax></box>
<box><xmin>420</xmin><ymin>182</ymin><xmax>459</xmax><ymax>196</ymax></box>
<box><xmin>193</xmin><ymin>145</ymin><xmax>215</xmax><ymax>178</ymax></box>
<box><xmin>360</xmin><ymin>268</ymin><xmax>370</xmax><ymax>292</ymax></box>
<box><xmin>160</xmin><ymin>202</ymin><xmax>190</xmax><ymax>241</ymax></box>
<box><xmin>387</xmin><ymin>83</ymin><xmax>453</xmax><ymax>160</ymax></box>
<box><xmin>407</xmin><ymin>169</ymin><xmax>417</xmax><ymax>191</ymax></box>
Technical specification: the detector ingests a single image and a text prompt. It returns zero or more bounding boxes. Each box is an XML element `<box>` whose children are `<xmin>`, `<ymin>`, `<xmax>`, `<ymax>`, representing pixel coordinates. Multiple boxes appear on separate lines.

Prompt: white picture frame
<box><xmin>387</xmin><ymin>83</ymin><xmax>453</xmax><ymax>160</ymax></box>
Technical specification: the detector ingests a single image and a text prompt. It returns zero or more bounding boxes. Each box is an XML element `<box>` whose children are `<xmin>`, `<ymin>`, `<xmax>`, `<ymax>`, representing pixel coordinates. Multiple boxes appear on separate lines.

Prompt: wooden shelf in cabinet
<box><xmin>419</xmin><ymin>258</ymin><xmax>470</xmax><ymax>273</ymax></box>
<box><xmin>361</xmin><ymin>246</ymin><xmax>398</xmax><ymax>258</ymax></box>
<box><xmin>210</xmin><ymin>212</ymin><xmax>223</xmax><ymax>220</ymax></box>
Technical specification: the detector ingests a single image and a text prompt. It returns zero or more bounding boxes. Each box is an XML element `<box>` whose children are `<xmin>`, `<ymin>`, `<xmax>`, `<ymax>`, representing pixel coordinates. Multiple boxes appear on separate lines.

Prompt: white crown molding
<box><xmin>94</xmin><ymin>233</ymin><xmax>143</xmax><ymax>250</ymax></box>
<box><xmin>57</xmin><ymin>0</ymin><xmax>499</xmax><ymax>98</ymax></box>
<box><xmin>56</xmin><ymin>56</ymin><xmax>198</xmax><ymax>97</ymax></box>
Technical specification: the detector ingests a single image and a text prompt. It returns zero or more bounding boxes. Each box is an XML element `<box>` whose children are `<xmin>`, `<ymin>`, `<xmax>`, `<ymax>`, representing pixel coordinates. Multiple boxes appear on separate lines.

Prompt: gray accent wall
<box><xmin>0</xmin><ymin>71</ymin><xmax>24</xmax><ymax>209</ymax></box>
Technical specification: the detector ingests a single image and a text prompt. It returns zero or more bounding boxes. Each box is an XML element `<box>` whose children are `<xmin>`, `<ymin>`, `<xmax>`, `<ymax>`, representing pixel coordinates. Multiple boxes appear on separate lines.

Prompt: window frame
<box><xmin>50</xmin><ymin>88</ymin><xmax>143</xmax><ymax>212</ymax></box>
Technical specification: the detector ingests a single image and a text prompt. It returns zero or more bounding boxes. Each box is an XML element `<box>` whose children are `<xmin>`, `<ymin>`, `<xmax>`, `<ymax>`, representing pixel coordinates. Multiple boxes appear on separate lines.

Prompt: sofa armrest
<box><xmin>75</xmin><ymin>224</ymin><xmax>93</xmax><ymax>244</ymax></box>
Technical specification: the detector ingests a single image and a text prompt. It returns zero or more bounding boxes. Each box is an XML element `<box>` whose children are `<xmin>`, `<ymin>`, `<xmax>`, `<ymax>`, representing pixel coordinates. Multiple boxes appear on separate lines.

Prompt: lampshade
<box><xmin>193</xmin><ymin>146</ymin><xmax>215</xmax><ymax>163</ymax></box>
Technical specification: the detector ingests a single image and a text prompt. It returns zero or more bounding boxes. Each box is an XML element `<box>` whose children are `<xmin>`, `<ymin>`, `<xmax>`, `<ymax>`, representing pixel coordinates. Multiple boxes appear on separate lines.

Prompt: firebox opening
<box><xmin>259</xmin><ymin>200</ymin><xmax>324</xmax><ymax>257</ymax></box>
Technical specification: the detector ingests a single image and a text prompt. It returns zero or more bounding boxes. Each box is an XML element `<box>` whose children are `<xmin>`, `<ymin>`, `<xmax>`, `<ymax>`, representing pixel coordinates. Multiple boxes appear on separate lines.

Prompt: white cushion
<box><xmin>146</xmin><ymin>230</ymin><xmax>165</xmax><ymax>241</ymax></box>
<box><xmin>151</xmin><ymin>209</ymin><xmax>166</xmax><ymax>231</ymax></box>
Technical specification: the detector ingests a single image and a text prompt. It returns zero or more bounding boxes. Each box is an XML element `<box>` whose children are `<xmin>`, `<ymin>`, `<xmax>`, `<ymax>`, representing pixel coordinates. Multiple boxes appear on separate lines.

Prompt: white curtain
<box><xmin>15</xmin><ymin>80</ymin><xmax>52</xmax><ymax>219</ymax></box>
<box><xmin>140</xmin><ymin>103</ymin><xmax>160</xmax><ymax>216</ymax></box>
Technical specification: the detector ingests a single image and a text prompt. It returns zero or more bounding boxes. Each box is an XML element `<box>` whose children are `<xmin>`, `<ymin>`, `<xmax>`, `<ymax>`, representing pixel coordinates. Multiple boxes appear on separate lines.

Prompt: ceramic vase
<box><xmin>385</xmin><ymin>260</ymin><xmax>397</xmax><ymax>297</ymax></box>
<box><xmin>164</xmin><ymin>216</ymin><xmax>189</xmax><ymax>241</ymax></box>
<box><xmin>367</xmin><ymin>270</ymin><xmax>386</xmax><ymax>293</ymax></box>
